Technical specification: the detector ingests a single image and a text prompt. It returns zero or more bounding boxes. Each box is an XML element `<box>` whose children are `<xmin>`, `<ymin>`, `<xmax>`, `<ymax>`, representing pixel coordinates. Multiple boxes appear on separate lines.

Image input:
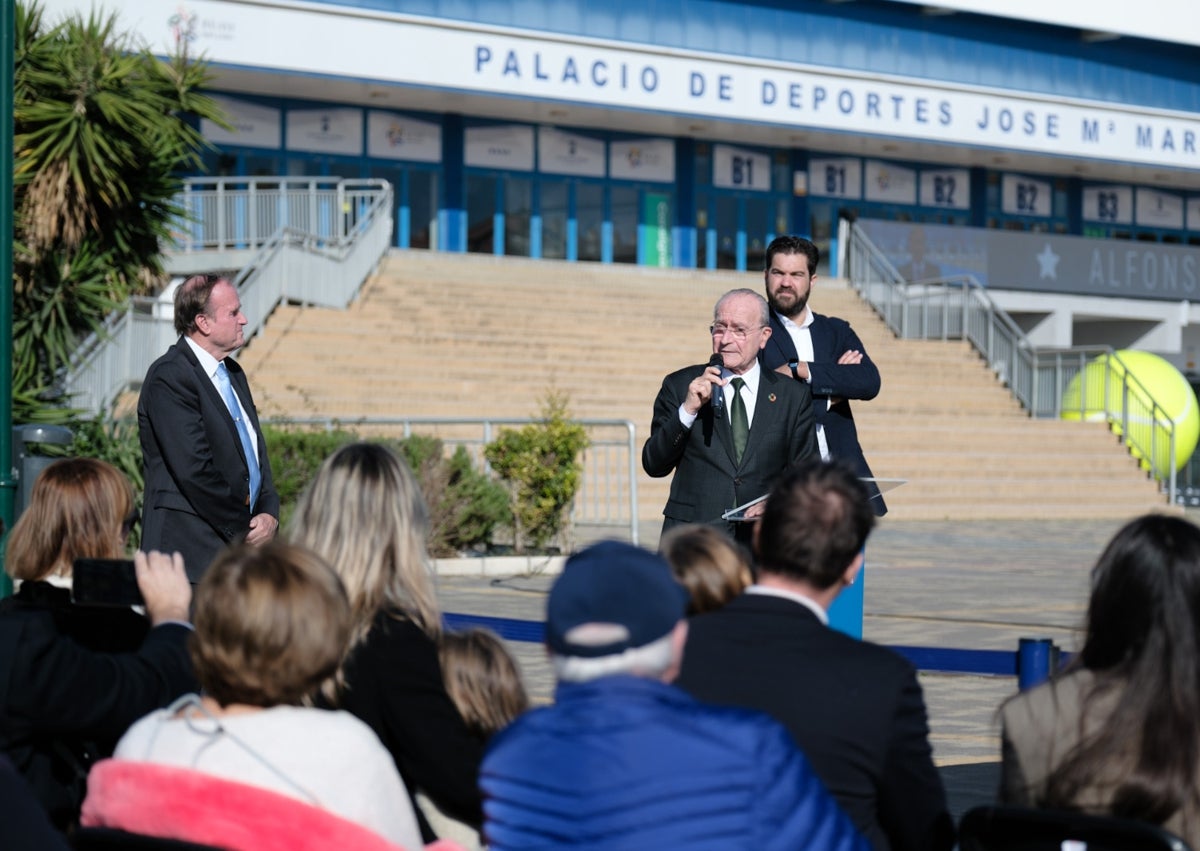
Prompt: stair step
<box><xmin>235</xmin><ymin>250</ymin><xmax>1172</xmax><ymax>524</ymax></box>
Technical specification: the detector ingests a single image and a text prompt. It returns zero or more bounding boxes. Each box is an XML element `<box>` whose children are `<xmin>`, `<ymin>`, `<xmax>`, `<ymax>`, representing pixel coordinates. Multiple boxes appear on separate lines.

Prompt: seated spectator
<box><xmin>659</xmin><ymin>523</ymin><xmax>753</xmax><ymax>614</ymax></box>
<box><xmin>101</xmin><ymin>540</ymin><xmax>423</xmax><ymax>849</ymax></box>
<box><xmin>676</xmin><ymin>460</ymin><xmax>954</xmax><ymax>851</ymax></box>
<box><xmin>0</xmin><ymin>458</ymin><xmax>195</xmax><ymax>830</ymax></box>
<box><xmin>420</xmin><ymin>628</ymin><xmax>529</xmax><ymax>849</ymax></box>
<box><xmin>1001</xmin><ymin>514</ymin><xmax>1200</xmax><ymax>847</ymax></box>
<box><xmin>438</xmin><ymin>627</ymin><xmax>529</xmax><ymax>742</ymax></box>
<box><xmin>479</xmin><ymin>540</ymin><xmax>870</xmax><ymax>851</ymax></box>
<box><xmin>288</xmin><ymin>443</ymin><xmax>484</xmax><ymax>842</ymax></box>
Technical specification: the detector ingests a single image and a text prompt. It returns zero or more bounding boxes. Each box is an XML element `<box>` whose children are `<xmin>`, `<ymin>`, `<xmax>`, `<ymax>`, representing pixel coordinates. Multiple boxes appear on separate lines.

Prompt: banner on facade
<box><xmin>1136</xmin><ymin>188</ymin><xmax>1185</xmax><ymax>229</ymax></box>
<box><xmin>712</xmin><ymin>145</ymin><xmax>770</xmax><ymax>191</ymax></box>
<box><xmin>201</xmin><ymin>94</ymin><xmax>281</xmax><ymax>149</ymax></box>
<box><xmin>539</xmin><ymin>127</ymin><xmax>605</xmax><ymax>176</ymax></box>
<box><xmin>465</xmin><ymin>124</ymin><xmax>535</xmax><ymax>170</ymax></box>
<box><xmin>641</xmin><ymin>192</ymin><xmax>672</xmax><ymax>267</ymax></box>
<box><xmin>1082</xmin><ymin>185</ymin><xmax>1134</xmax><ymax>225</ymax></box>
<box><xmin>918</xmin><ymin>168</ymin><xmax>970</xmax><ymax>210</ymax></box>
<box><xmin>367</xmin><ymin>111</ymin><xmax>442</xmax><ymax>162</ymax></box>
<box><xmin>610</xmin><ymin>137</ymin><xmax>674</xmax><ymax>182</ymax></box>
<box><xmin>287</xmin><ymin>108</ymin><xmax>363</xmax><ymax>155</ymax></box>
<box><xmin>864</xmin><ymin>160</ymin><xmax>917</xmax><ymax>204</ymax></box>
<box><xmin>859</xmin><ymin>218</ymin><xmax>1200</xmax><ymax>301</ymax></box>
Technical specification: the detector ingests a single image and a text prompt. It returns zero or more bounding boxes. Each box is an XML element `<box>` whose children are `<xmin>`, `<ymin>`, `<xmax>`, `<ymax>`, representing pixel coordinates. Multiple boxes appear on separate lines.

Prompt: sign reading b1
<box><xmin>713</xmin><ymin>145</ymin><xmax>770</xmax><ymax>191</ymax></box>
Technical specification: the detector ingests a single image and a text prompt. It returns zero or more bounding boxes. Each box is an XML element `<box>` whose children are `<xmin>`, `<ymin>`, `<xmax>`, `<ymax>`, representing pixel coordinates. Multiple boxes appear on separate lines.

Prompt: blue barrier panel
<box><xmin>443</xmin><ymin>612</ymin><xmax>1070</xmax><ymax>678</ymax></box>
<box><xmin>444</xmin><ymin>612</ymin><xmax>545</xmax><ymax>644</ymax></box>
<box><xmin>888</xmin><ymin>645</ymin><xmax>1016</xmax><ymax>676</ymax></box>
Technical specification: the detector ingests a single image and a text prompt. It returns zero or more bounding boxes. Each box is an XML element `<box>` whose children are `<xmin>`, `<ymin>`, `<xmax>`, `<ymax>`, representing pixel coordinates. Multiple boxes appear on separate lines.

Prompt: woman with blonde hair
<box><xmin>0</xmin><ymin>458</ymin><xmax>194</xmax><ymax>830</ymax></box>
<box><xmin>288</xmin><ymin>442</ymin><xmax>484</xmax><ymax>843</ymax></box>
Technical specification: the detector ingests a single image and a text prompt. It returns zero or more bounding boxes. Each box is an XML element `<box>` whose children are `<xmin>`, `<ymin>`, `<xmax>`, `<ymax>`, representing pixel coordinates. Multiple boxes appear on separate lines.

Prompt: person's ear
<box><xmin>664</xmin><ymin>620</ymin><xmax>689</xmax><ymax>683</ymax></box>
<box><xmin>842</xmin><ymin>551</ymin><xmax>864</xmax><ymax>587</ymax></box>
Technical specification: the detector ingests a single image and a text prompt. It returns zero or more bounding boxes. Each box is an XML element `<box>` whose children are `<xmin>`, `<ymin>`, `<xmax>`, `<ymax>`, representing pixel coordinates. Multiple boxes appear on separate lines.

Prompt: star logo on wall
<box><xmin>1036</xmin><ymin>243</ymin><xmax>1060</xmax><ymax>280</ymax></box>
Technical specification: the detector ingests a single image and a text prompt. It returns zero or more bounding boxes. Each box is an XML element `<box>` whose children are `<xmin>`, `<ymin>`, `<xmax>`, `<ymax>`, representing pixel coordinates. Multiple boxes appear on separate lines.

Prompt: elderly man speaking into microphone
<box><xmin>642</xmin><ymin>288</ymin><xmax>817</xmax><ymax>544</ymax></box>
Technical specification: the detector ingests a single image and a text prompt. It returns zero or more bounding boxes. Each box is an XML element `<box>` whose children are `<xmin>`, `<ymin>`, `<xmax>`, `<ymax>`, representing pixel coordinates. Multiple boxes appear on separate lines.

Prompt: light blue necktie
<box><xmin>215</xmin><ymin>361</ymin><xmax>261</xmax><ymax>510</ymax></box>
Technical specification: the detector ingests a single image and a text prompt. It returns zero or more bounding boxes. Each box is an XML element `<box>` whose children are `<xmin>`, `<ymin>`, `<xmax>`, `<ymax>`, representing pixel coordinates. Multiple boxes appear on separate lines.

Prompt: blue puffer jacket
<box><xmin>480</xmin><ymin>675</ymin><xmax>872</xmax><ymax>851</ymax></box>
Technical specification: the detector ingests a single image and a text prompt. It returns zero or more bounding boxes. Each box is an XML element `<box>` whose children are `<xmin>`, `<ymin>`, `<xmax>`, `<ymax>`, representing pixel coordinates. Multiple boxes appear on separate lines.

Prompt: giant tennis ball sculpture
<box><xmin>1061</xmin><ymin>350</ymin><xmax>1199</xmax><ymax>473</ymax></box>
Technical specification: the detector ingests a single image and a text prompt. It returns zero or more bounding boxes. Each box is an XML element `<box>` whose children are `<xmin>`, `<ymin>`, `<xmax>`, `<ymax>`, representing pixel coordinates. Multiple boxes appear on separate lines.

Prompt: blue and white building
<box><xmin>38</xmin><ymin>0</ymin><xmax>1200</xmax><ymax>364</ymax></box>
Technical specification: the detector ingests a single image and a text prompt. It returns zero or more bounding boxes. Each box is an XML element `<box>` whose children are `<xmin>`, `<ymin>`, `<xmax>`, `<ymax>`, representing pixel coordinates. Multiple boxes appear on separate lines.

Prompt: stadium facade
<box><xmin>37</xmin><ymin>0</ymin><xmax>1200</xmax><ymax>365</ymax></box>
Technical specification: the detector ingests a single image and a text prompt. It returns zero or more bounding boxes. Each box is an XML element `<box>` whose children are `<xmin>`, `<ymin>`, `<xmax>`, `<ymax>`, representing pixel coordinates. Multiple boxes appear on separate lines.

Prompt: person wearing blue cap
<box><xmin>478</xmin><ymin>540</ymin><xmax>869</xmax><ymax>851</ymax></box>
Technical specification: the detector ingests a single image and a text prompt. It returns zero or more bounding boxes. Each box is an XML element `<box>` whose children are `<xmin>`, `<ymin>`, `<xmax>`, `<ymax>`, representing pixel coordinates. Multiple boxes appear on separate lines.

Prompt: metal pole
<box><xmin>0</xmin><ymin>1</ymin><xmax>15</xmax><ymax>595</ymax></box>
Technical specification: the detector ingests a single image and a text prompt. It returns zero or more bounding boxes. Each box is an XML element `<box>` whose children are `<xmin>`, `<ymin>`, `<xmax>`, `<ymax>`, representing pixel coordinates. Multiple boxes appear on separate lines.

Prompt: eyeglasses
<box><xmin>709</xmin><ymin>323</ymin><xmax>764</xmax><ymax>341</ymax></box>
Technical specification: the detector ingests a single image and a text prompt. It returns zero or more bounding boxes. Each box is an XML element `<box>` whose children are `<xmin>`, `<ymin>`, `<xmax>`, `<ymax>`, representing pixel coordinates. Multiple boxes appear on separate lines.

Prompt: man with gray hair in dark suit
<box><xmin>642</xmin><ymin>288</ymin><xmax>817</xmax><ymax>544</ymax></box>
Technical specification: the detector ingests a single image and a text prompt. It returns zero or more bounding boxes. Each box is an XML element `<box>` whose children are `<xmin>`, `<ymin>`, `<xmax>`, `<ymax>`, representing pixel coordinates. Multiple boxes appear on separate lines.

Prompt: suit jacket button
<box><xmin>733</xmin><ymin>477</ymin><xmax>743</xmax><ymax>485</ymax></box>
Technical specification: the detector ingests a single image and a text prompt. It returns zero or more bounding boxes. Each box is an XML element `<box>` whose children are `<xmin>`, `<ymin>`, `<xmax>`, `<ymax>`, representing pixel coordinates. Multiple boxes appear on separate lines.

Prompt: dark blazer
<box><xmin>138</xmin><ymin>338</ymin><xmax>279</xmax><ymax>581</ymax></box>
<box><xmin>676</xmin><ymin>593</ymin><xmax>954</xmax><ymax>851</ymax></box>
<box><xmin>762</xmin><ymin>310</ymin><xmax>887</xmax><ymax>515</ymax></box>
<box><xmin>642</xmin><ymin>364</ymin><xmax>817</xmax><ymax>534</ymax></box>
<box><xmin>327</xmin><ymin>610</ymin><xmax>485</xmax><ymax>843</ymax></box>
<box><xmin>0</xmin><ymin>583</ymin><xmax>196</xmax><ymax>829</ymax></box>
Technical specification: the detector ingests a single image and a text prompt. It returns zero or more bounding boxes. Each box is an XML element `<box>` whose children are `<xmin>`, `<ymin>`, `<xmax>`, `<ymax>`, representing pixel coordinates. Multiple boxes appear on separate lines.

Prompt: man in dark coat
<box><xmin>677</xmin><ymin>460</ymin><xmax>954</xmax><ymax>851</ymax></box>
<box><xmin>138</xmin><ymin>274</ymin><xmax>279</xmax><ymax>580</ymax></box>
<box><xmin>642</xmin><ymin>288</ymin><xmax>817</xmax><ymax>543</ymax></box>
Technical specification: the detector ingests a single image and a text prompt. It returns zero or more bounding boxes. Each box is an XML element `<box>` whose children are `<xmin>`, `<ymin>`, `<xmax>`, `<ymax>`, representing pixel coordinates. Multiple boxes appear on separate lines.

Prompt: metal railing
<box><xmin>266</xmin><ymin>416</ymin><xmax>640</xmax><ymax>545</ymax></box>
<box><xmin>171</xmin><ymin>176</ymin><xmax>385</xmax><ymax>253</ymax></box>
<box><xmin>844</xmin><ymin>220</ymin><xmax>1177</xmax><ymax>503</ymax></box>
<box><xmin>64</xmin><ymin>178</ymin><xmax>393</xmax><ymax>414</ymax></box>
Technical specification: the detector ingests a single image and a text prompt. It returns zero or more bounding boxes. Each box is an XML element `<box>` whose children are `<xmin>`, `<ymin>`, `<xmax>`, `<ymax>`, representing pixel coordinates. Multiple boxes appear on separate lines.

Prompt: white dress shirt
<box><xmin>679</xmin><ymin>361</ymin><xmax>762</xmax><ymax>428</ymax></box>
<box><xmin>184</xmin><ymin>336</ymin><xmax>260</xmax><ymax>464</ymax></box>
<box><xmin>777</xmin><ymin>310</ymin><xmax>831</xmax><ymax>461</ymax></box>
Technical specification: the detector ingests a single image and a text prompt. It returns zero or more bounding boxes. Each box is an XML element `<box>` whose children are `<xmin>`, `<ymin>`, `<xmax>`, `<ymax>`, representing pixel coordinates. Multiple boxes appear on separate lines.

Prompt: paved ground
<box><xmin>435</xmin><ymin>514</ymin><xmax>1161</xmax><ymax>823</ymax></box>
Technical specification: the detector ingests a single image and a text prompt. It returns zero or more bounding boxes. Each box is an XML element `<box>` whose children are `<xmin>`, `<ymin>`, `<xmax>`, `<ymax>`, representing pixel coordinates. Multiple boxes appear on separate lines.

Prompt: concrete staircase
<box><xmin>238</xmin><ymin>250</ymin><xmax>1169</xmax><ymax>522</ymax></box>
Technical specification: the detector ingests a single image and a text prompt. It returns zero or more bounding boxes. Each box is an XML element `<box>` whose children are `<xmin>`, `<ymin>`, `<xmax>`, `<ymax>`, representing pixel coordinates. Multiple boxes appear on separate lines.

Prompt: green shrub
<box><xmin>396</xmin><ymin>437</ymin><xmax>510</xmax><ymax>557</ymax></box>
<box><xmin>484</xmin><ymin>392</ymin><xmax>589</xmax><ymax>553</ymax></box>
<box><xmin>60</xmin><ymin>421</ymin><xmax>509</xmax><ymax>558</ymax></box>
<box><xmin>261</xmin><ymin>425</ymin><xmax>357</xmax><ymax>528</ymax></box>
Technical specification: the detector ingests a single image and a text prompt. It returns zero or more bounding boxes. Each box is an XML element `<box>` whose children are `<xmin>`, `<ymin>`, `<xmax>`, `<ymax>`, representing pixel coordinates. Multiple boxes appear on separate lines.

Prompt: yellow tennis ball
<box><xmin>1062</xmin><ymin>350</ymin><xmax>1199</xmax><ymax>473</ymax></box>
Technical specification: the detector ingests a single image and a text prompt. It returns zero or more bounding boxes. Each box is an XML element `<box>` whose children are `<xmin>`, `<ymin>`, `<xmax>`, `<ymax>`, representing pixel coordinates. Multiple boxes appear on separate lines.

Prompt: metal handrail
<box><xmin>63</xmin><ymin>178</ymin><xmax>393</xmax><ymax>414</ymax></box>
<box><xmin>846</xmin><ymin>221</ymin><xmax>1177</xmax><ymax>503</ymax></box>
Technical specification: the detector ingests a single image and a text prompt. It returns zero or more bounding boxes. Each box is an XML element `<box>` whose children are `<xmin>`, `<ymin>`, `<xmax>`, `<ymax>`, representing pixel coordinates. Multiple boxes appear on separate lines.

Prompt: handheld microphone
<box><xmin>708</xmin><ymin>353</ymin><xmax>725</xmax><ymax>415</ymax></box>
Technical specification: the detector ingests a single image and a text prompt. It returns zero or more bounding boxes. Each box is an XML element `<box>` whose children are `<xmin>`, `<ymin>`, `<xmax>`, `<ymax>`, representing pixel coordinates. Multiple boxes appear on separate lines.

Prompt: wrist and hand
<box><xmin>136</xmin><ymin>550</ymin><xmax>192</xmax><ymax>626</ymax></box>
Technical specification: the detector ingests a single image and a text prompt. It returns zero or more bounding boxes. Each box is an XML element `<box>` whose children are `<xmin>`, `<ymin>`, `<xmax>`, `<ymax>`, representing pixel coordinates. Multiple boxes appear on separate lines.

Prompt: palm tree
<box><xmin>12</xmin><ymin>1</ymin><xmax>227</xmax><ymax>422</ymax></box>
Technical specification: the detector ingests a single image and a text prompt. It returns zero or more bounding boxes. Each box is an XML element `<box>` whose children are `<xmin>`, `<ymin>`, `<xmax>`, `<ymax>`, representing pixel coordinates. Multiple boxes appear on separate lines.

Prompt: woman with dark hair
<box><xmin>0</xmin><ymin>458</ymin><xmax>195</xmax><ymax>829</ymax></box>
<box><xmin>288</xmin><ymin>442</ymin><xmax>485</xmax><ymax>843</ymax></box>
<box><xmin>1000</xmin><ymin>513</ymin><xmax>1200</xmax><ymax>844</ymax></box>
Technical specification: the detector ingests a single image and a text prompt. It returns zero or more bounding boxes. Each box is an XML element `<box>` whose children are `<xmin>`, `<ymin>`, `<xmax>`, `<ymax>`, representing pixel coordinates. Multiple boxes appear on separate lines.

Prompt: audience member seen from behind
<box><xmin>422</xmin><ymin>627</ymin><xmax>530</xmax><ymax>849</ymax></box>
<box><xmin>480</xmin><ymin>540</ymin><xmax>871</xmax><ymax>851</ymax></box>
<box><xmin>659</xmin><ymin>523</ymin><xmax>754</xmax><ymax>614</ymax></box>
<box><xmin>0</xmin><ymin>458</ymin><xmax>195</xmax><ymax>830</ymax></box>
<box><xmin>676</xmin><ymin>459</ymin><xmax>954</xmax><ymax>851</ymax></box>
<box><xmin>1001</xmin><ymin>514</ymin><xmax>1200</xmax><ymax>847</ymax></box>
<box><xmin>289</xmin><ymin>442</ymin><xmax>485</xmax><ymax>842</ymax></box>
<box><xmin>95</xmin><ymin>541</ymin><xmax>422</xmax><ymax>849</ymax></box>
<box><xmin>440</xmin><ymin>627</ymin><xmax>529</xmax><ymax>742</ymax></box>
